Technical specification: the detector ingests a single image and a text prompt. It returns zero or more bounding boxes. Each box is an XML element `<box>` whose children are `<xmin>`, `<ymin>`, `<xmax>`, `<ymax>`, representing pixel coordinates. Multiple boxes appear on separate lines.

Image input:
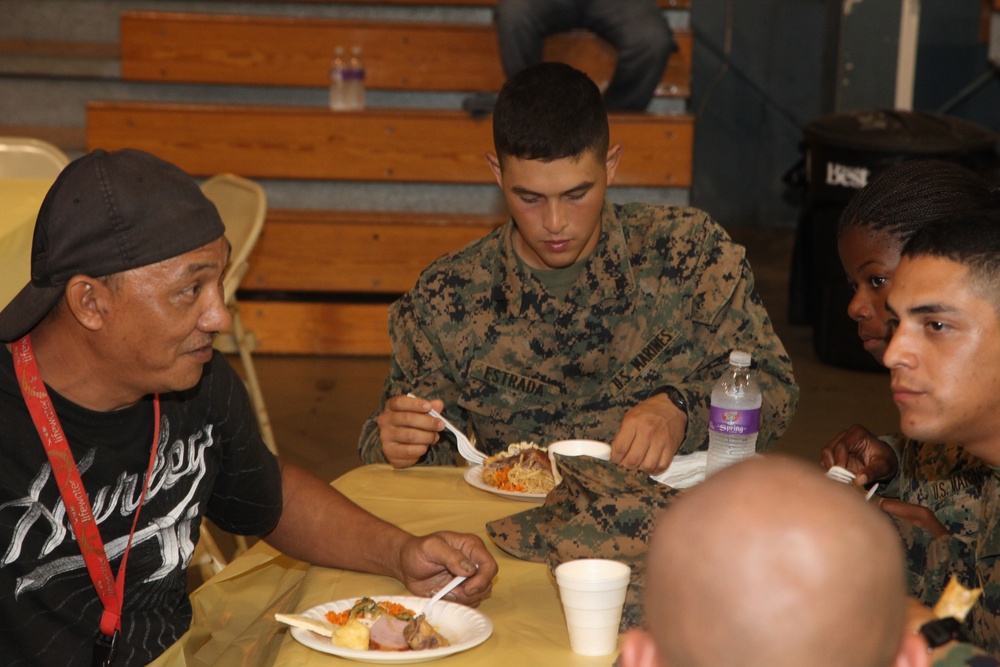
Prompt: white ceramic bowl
<box><xmin>547</xmin><ymin>440</ymin><xmax>612</xmax><ymax>460</ymax></box>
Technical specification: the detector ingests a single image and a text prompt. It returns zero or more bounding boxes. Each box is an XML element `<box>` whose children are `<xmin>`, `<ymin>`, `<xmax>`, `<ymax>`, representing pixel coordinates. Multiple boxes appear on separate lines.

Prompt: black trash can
<box><xmin>788</xmin><ymin>109</ymin><xmax>999</xmax><ymax>371</ymax></box>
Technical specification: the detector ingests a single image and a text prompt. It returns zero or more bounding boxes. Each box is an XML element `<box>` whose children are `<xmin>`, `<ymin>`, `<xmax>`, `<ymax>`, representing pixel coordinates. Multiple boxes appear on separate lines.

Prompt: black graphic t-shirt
<box><xmin>0</xmin><ymin>349</ymin><xmax>283</xmax><ymax>667</ymax></box>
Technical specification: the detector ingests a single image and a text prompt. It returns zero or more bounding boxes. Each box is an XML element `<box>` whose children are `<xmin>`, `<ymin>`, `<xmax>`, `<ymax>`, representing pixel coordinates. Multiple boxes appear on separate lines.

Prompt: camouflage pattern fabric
<box><xmin>485</xmin><ymin>455</ymin><xmax>683</xmax><ymax>632</ymax></box>
<box><xmin>932</xmin><ymin>642</ymin><xmax>1000</xmax><ymax>666</ymax></box>
<box><xmin>890</xmin><ymin>439</ymin><xmax>999</xmax><ymax>655</ymax></box>
<box><xmin>358</xmin><ymin>203</ymin><xmax>798</xmax><ymax>464</ymax></box>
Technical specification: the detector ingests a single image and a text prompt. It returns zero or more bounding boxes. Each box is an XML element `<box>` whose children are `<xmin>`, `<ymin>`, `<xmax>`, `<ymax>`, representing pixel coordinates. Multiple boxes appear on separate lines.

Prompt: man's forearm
<box><xmin>262</xmin><ymin>459</ymin><xmax>409</xmax><ymax>580</ymax></box>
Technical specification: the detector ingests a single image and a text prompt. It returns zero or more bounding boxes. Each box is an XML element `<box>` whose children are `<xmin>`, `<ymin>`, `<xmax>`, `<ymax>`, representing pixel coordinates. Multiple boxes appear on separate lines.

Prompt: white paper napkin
<box><xmin>649</xmin><ymin>451</ymin><xmax>707</xmax><ymax>489</ymax></box>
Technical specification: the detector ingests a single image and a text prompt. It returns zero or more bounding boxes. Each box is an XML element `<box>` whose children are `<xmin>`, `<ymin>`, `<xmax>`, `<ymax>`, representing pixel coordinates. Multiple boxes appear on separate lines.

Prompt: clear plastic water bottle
<box><xmin>706</xmin><ymin>350</ymin><xmax>762</xmax><ymax>476</ymax></box>
<box><xmin>329</xmin><ymin>47</ymin><xmax>348</xmax><ymax>111</ymax></box>
<box><xmin>345</xmin><ymin>45</ymin><xmax>366</xmax><ymax>110</ymax></box>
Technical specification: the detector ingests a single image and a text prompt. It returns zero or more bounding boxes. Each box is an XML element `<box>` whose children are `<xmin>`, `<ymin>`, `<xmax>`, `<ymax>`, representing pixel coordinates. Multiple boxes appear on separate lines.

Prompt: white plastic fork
<box><xmin>406</xmin><ymin>393</ymin><xmax>486</xmax><ymax>465</ymax></box>
<box><xmin>417</xmin><ymin>574</ymin><xmax>468</xmax><ymax>617</ymax></box>
<box><xmin>864</xmin><ymin>484</ymin><xmax>879</xmax><ymax>502</ymax></box>
<box><xmin>825</xmin><ymin>465</ymin><xmax>856</xmax><ymax>483</ymax></box>
<box><xmin>826</xmin><ymin>465</ymin><xmax>879</xmax><ymax>501</ymax></box>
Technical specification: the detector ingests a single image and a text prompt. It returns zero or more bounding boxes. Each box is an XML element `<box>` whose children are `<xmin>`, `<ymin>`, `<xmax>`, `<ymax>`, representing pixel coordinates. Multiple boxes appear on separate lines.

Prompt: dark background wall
<box><xmin>915</xmin><ymin>1</ymin><xmax>1000</xmax><ymax>125</ymax></box>
<box><xmin>689</xmin><ymin>0</ymin><xmax>1000</xmax><ymax>230</ymax></box>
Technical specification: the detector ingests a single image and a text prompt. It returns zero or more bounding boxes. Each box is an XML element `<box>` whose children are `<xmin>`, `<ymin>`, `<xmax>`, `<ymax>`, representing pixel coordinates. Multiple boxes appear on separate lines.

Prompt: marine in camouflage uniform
<box><xmin>358</xmin><ymin>202</ymin><xmax>798</xmax><ymax>464</ymax></box>
<box><xmin>888</xmin><ymin>437</ymin><xmax>1000</xmax><ymax>656</ymax></box>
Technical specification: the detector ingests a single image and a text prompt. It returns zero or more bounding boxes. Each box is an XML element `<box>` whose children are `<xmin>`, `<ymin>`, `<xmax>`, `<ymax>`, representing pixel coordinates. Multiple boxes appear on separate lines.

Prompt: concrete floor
<box><xmin>236</xmin><ymin>224</ymin><xmax>900</xmax><ymax>483</ymax></box>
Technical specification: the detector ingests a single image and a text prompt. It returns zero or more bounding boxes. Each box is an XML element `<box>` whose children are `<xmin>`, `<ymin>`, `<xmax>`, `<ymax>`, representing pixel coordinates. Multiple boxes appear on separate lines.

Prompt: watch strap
<box><xmin>919</xmin><ymin>617</ymin><xmax>971</xmax><ymax>649</ymax></box>
<box><xmin>660</xmin><ymin>386</ymin><xmax>688</xmax><ymax>415</ymax></box>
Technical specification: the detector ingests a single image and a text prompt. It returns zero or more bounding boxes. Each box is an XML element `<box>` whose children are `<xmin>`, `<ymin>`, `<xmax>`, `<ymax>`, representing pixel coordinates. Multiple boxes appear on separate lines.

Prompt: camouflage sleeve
<box><xmin>357</xmin><ymin>292</ymin><xmax>462</xmax><ymax>466</ymax></box>
<box><xmin>922</xmin><ymin>534</ymin><xmax>979</xmax><ymax>595</ymax></box>
<box><xmin>897</xmin><ymin>518</ymin><xmax>978</xmax><ymax>609</ymax></box>
<box><xmin>931</xmin><ymin>642</ymin><xmax>1000</xmax><ymax>667</ymax></box>
<box><xmin>671</xmin><ymin>224</ymin><xmax>798</xmax><ymax>454</ymax></box>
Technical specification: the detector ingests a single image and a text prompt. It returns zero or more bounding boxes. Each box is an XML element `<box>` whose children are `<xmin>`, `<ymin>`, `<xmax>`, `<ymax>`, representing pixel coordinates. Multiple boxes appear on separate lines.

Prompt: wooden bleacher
<box><xmin>120</xmin><ymin>13</ymin><xmax>691</xmax><ymax>99</ymax></box>
<box><xmin>238</xmin><ymin>210</ymin><xmax>504</xmax><ymax>355</ymax></box>
<box><xmin>85</xmin><ymin>104</ymin><xmax>693</xmax><ymax>187</ymax></box>
<box><xmin>89</xmin><ymin>6</ymin><xmax>694</xmax><ymax>355</ymax></box>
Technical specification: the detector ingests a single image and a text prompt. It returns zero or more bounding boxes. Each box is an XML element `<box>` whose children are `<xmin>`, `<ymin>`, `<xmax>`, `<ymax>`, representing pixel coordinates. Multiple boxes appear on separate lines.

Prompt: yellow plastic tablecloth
<box><xmin>0</xmin><ymin>179</ymin><xmax>51</xmax><ymax>309</ymax></box>
<box><xmin>150</xmin><ymin>465</ymin><xmax>619</xmax><ymax>666</ymax></box>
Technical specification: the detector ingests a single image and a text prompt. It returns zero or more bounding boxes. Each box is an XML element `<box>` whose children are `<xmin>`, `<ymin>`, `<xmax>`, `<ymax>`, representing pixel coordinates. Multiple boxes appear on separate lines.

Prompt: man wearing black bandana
<box><xmin>0</xmin><ymin>149</ymin><xmax>498</xmax><ymax>667</ymax></box>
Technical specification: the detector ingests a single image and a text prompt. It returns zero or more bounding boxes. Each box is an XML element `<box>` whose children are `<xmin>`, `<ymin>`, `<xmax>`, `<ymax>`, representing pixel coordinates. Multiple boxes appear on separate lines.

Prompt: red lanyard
<box><xmin>12</xmin><ymin>335</ymin><xmax>161</xmax><ymax>666</ymax></box>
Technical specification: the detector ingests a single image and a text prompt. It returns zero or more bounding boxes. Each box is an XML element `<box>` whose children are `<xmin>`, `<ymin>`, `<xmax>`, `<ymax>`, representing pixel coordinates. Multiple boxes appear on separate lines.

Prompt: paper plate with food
<box><xmin>464</xmin><ymin>441</ymin><xmax>554</xmax><ymax>501</ymax></box>
<box><xmin>276</xmin><ymin>595</ymin><xmax>492</xmax><ymax>663</ymax></box>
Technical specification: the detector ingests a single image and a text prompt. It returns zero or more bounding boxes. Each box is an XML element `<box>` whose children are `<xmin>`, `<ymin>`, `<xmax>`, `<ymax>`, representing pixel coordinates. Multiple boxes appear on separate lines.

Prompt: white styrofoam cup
<box><xmin>554</xmin><ymin>559</ymin><xmax>631</xmax><ymax>656</ymax></box>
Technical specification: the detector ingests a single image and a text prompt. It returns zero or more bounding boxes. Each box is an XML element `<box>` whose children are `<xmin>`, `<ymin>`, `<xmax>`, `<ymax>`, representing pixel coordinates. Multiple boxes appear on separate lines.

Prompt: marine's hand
<box><xmin>819</xmin><ymin>424</ymin><xmax>898</xmax><ymax>486</ymax></box>
<box><xmin>394</xmin><ymin>531</ymin><xmax>498</xmax><ymax>607</ymax></box>
<box><xmin>879</xmin><ymin>498</ymin><xmax>950</xmax><ymax>538</ymax></box>
<box><xmin>377</xmin><ymin>394</ymin><xmax>447</xmax><ymax>468</ymax></box>
<box><xmin>904</xmin><ymin>597</ymin><xmax>957</xmax><ymax>660</ymax></box>
<box><xmin>611</xmin><ymin>394</ymin><xmax>686</xmax><ymax>474</ymax></box>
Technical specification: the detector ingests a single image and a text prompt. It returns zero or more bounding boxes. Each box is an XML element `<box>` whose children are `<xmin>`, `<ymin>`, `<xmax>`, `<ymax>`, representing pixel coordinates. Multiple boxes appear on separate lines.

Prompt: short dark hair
<box><xmin>492</xmin><ymin>62</ymin><xmax>609</xmax><ymax>164</ymax></box>
<box><xmin>902</xmin><ymin>211</ymin><xmax>1000</xmax><ymax>308</ymax></box>
<box><xmin>837</xmin><ymin>159</ymin><xmax>999</xmax><ymax>243</ymax></box>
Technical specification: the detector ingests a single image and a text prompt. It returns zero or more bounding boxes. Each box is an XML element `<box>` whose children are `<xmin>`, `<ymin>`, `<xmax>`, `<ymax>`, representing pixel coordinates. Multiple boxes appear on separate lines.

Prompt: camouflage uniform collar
<box><xmin>494</xmin><ymin>203</ymin><xmax>636</xmax><ymax>318</ymax></box>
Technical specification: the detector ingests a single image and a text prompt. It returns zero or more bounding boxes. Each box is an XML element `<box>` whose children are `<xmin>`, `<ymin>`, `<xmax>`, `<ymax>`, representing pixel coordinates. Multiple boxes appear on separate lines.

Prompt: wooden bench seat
<box><xmin>239</xmin><ymin>209</ymin><xmax>505</xmax><ymax>355</ymax></box>
<box><xmin>86</xmin><ymin>102</ymin><xmax>694</xmax><ymax>187</ymax></box>
<box><xmin>119</xmin><ymin>12</ymin><xmax>691</xmax><ymax>99</ymax></box>
<box><xmin>243</xmin><ymin>209</ymin><xmax>504</xmax><ymax>293</ymax></box>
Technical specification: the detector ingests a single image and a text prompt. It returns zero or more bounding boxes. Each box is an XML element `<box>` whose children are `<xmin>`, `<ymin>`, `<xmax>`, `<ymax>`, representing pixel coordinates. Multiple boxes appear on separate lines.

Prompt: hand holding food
<box><xmin>903</xmin><ymin>576</ymin><xmax>983</xmax><ymax>652</ymax></box>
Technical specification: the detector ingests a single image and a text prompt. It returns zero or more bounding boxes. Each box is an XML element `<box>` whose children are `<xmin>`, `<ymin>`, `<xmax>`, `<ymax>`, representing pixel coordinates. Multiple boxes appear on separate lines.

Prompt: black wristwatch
<box><xmin>919</xmin><ymin>617</ymin><xmax>971</xmax><ymax>649</ymax></box>
<box><xmin>660</xmin><ymin>386</ymin><xmax>688</xmax><ymax>415</ymax></box>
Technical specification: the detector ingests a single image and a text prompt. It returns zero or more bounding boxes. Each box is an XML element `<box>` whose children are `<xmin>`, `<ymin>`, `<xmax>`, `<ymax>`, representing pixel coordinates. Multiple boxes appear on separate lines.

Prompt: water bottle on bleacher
<box><xmin>329</xmin><ymin>46</ymin><xmax>348</xmax><ymax>111</ymax></box>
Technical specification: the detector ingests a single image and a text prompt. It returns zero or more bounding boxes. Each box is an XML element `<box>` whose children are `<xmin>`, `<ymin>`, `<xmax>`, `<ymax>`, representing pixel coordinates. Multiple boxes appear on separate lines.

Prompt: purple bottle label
<box><xmin>709</xmin><ymin>407</ymin><xmax>760</xmax><ymax>435</ymax></box>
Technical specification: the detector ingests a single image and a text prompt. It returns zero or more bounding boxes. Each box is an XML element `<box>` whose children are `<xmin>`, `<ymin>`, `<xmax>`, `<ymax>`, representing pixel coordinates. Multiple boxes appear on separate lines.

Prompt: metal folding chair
<box><xmin>200</xmin><ymin>173</ymin><xmax>277</xmax><ymax>456</ymax></box>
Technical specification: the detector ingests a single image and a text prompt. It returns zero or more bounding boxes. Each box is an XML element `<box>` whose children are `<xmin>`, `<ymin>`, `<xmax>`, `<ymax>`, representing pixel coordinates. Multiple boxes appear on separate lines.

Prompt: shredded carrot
<box><xmin>493</xmin><ymin>466</ymin><xmax>525</xmax><ymax>492</ymax></box>
<box><xmin>325</xmin><ymin>609</ymin><xmax>350</xmax><ymax>625</ymax></box>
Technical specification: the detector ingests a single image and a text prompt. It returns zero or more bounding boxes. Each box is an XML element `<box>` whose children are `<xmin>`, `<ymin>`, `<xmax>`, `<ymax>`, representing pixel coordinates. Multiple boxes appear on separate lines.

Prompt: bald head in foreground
<box><xmin>620</xmin><ymin>456</ymin><xmax>928</xmax><ymax>667</ymax></box>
